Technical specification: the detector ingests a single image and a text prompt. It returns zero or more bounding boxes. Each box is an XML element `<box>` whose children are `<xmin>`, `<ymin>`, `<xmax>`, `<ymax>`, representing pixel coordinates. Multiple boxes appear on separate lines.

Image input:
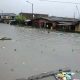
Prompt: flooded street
<box><xmin>0</xmin><ymin>23</ymin><xmax>80</xmax><ymax>80</ymax></box>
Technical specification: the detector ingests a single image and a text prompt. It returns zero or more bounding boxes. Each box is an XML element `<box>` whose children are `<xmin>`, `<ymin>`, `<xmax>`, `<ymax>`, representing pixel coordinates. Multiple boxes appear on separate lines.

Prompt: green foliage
<box><xmin>15</xmin><ymin>15</ymin><xmax>26</xmax><ymax>24</ymax></box>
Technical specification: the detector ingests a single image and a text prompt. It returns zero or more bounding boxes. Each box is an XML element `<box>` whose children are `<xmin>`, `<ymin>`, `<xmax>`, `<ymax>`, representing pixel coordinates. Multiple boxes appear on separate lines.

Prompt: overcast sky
<box><xmin>0</xmin><ymin>0</ymin><xmax>80</xmax><ymax>18</ymax></box>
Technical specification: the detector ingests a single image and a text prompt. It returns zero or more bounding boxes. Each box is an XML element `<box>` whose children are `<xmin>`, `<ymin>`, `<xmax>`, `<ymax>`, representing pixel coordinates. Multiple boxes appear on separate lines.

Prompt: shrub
<box><xmin>15</xmin><ymin>15</ymin><xmax>26</xmax><ymax>25</ymax></box>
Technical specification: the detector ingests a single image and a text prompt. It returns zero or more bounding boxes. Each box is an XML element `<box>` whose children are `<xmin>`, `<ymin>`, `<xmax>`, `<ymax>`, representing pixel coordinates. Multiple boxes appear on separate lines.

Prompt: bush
<box><xmin>15</xmin><ymin>15</ymin><xmax>26</xmax><ymax>25</ymax></box>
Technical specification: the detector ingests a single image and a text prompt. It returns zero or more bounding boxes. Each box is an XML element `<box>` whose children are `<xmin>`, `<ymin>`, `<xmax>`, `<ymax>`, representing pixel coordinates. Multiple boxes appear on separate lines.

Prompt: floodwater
<box><xmin>0</xmin><ymin>23</ymin><xmax>80</xmax><ymax>80</ymax></box>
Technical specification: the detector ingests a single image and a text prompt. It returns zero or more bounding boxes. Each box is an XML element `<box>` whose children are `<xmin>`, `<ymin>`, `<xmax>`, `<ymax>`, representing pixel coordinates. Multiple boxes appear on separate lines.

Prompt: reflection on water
<box><xmin>0</xmin><ymin>23</ymin><xmax>80</xmax><ymax>80</ymax></box>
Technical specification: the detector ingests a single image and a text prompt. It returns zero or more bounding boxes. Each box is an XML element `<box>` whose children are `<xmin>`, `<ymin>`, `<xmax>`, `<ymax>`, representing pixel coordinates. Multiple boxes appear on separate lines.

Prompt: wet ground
<box><xmin>0</xmin><ymin>23</ymin><xmax>80</xmax><ymax>80</ymax></box>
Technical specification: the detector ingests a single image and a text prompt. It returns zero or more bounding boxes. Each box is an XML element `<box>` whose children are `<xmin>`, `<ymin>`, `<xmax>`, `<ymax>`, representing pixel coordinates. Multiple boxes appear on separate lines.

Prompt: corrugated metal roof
<box><xmin>20</xmin><ymin>13</ymin><xmax>48</xmax><ymax>16</ymax></box>
<box><xmin>0</xmin><ymin>13</ymin><xmax>16</xmax><ymax>16</ymax></box>
<box><xmin>42</xmin><ymin>16</ymin><xmax>79</xmax><ymax>22</ymax></box>
<box><xmin>58</xmin><ymin>22</ymin><xmax>76</xmax><ymax>26</ymax></box>
<box><xmin>32</xmin><ymin>17</ymin><xmax>79</xmax><ymax>26</ymax></box>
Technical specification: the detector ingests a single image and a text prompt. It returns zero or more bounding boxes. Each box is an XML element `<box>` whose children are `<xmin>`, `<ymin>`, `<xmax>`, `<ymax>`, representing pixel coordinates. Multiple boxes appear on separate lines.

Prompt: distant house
<box><xmin>0</xmin><ymin>13</ymin><xmax>16</xmax><ymax>23</ymax></box>
<box><xmin>75</xmin><ymin>21</ymin><xmax>80</xmax><ymax>32</ymax></box>
<box><xmin>29</xmin><ymin>17</ymin><xmax>58</xmax><ymax>29</ymax></box>
<box><xmin>19</xmin><ymin>13</ymin><xmax>48</xmax><ymax>20</ymax></box>
<box><xmin>28</xmin><ymin>16</ymin><xmax>79</xmax><ymax>32</ymax></box>
<box><xmin>49</xmin><ymin>16</ymin><xmax>79</xmax><ymax>31</ymax></box>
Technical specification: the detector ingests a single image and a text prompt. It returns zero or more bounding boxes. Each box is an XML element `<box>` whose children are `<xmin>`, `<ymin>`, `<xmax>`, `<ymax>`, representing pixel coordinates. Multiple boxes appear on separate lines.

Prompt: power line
<box><xmin>40</xmin><ymin>0</ymin><xmax>80</xmax><ymax>18</ymax></box>
<box><xmin>39</xmin><ymin>0</ymin><xmax>80</xmax><ymax>4</ymax></box>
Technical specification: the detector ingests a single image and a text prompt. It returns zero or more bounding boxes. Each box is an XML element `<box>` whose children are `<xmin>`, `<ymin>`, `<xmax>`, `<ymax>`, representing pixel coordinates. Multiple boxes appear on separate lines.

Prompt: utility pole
<box><xmin>32</xmin><ymin>3</ymin><xmax>33</xmax><ymax>19</ymax></box>
<box><xmin>76</xmin><ymin>5</ymin><xmax>80</xmax><ymax>19</ymax></box>
<box><xmin>0</xmin><ymin>10</ymin><xmax>3</xmax><ymax>19</ymax></box>
<box><xmin>26</xmin><ymin>1</ymin><xmax>34</xmax><ymax>19</ymax></box>
<box><xmin>74</xmin><ymin>12</ymin><xmax>75</xmax><ymax>19</ymax></box>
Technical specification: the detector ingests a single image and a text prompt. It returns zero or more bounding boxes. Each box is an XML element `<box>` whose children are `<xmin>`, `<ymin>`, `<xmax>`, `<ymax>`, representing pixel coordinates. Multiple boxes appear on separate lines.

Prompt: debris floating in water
<box><xmin>72</xmin><ymin>49</ymin><xmax>74</xmax><ymax>52</ymax></box>
<box><xmin>0</xmin><ymin>37</ymin><xmax>12</xmax><ymax>40</ymax></box>
<box><xmin>14</xmin><ymin>49</ymin><xmax>16</xmax><ymax>51</ymax></box>
<box><xmin>5</xmin><ymin>62</ymin><xmax>7</xmax><ymax>64</ymax></box>
<box><xmin>10</xmin><ymin>68</ymin><xmax>14</xmax><ymax>72</ymax></box>
<box><xmin>26</xmin><ymin>69</ymin><xmax>72</xmax><ymax>80</ymax></box>
<box><xmin>48</xmin><ymin>31</ymin><xmax>50</xmax><ymax>33</ymax></box>
<box><xmin>16</xmin><ymin>78</ymin><xmax>27</xmax><ymax>80</ymax></box>
<box><xmin>60</xmin><ymin>33</ymin><xmax>63</xmax><ymax>35</ymax></box>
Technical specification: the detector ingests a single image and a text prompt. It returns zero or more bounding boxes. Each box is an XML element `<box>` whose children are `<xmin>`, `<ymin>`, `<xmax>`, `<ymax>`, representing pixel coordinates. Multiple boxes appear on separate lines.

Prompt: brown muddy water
<box><xmin>0</xmin><ymin>23</ymin><xmax>80</xmax><ymax>80</ymax></box>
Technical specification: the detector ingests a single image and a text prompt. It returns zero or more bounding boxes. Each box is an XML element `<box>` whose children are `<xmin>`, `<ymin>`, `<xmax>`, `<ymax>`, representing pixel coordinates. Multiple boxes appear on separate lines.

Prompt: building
<box><xmin>0</xmin><ymin>13</ymin><xmax>16</xmax><ymax>23</ymax></box>
<box><xmin>28</xmin><ymin>16</ymin><xmax>79</xmax><ymax>32</ymax></box>
<box><xmin>19</xmin><ymin>13</ymin><xmax>48</xmax><ymax>20</ymax></box>
<box><xmin>75</xmin><ymin>21</ymin><xmax>80</xmax><ymax>32</ymax></box>
<box><xmin>30</xmin><ymin>17</ymin><xmax>58</xmax><ymax>29</ymax></box>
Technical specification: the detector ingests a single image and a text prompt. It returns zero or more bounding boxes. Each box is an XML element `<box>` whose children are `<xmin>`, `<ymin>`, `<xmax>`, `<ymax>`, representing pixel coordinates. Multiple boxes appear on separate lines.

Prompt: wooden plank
<box><xmin>27</xmin><ymin>69</ymin><xmax>71</xmax><ymax>80</ymax></box>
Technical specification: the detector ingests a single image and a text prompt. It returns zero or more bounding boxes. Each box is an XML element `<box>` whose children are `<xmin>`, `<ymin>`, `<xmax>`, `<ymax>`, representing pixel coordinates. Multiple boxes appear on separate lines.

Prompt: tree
<box><xmin>15</xmin><ymin>15</ymin><xmax>26</xmax><ymax>25</ymax></box>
